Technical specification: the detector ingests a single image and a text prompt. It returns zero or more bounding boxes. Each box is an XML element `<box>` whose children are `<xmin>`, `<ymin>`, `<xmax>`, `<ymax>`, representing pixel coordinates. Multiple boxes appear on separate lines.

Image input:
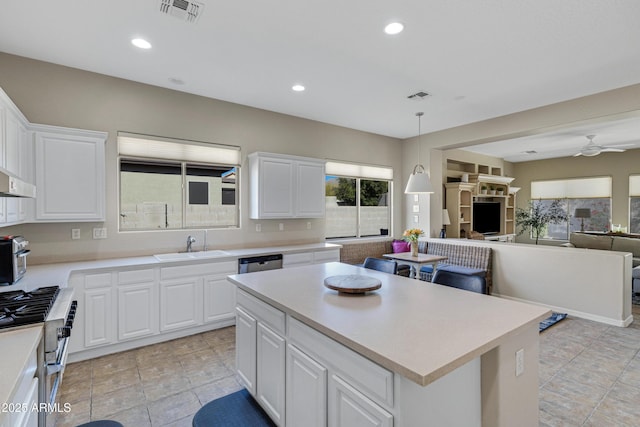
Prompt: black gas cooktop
<box><xmin>0</xmin><ymin>286</ymin><xmax>60</xmax><ymax>330</ymax></box>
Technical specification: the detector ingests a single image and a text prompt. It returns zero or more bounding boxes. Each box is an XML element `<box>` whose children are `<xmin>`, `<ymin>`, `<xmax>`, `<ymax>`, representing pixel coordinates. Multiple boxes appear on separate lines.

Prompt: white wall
<box><xmin>430</xmin><ymin>239</ymin><xmax>633</xmax><ymax>326</ymax></box>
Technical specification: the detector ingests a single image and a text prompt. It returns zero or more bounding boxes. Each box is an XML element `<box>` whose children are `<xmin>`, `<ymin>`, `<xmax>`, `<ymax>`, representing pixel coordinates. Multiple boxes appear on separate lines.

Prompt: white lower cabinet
<box><xmin>117</xmin><ymin>269</ymin><xmax>158</xmax><ymax>341</ymax></box>
<box><xmin>160</xmin><ymin>277</ymin><xmax>202</xmax><ymax>332</ymax></box>
<box><xmin>84</xmin><ymin>274</ymin><xmax>115</xmax><ymax>349</ymax></box>
<box><xmin>235</xmin><ymin>307</ymin><xmax>257</xmax><ymax>395</ymax></box>
<box><xmin>236</xmin><ymin>290</ymin><xmax>287</xmax><ymax>426</ymax></box>
<box><xmin>257</xmin><ymin>323</ymin><xmax>286</xmax><ymax>426</ymax></box>
<box><xmin>286</xmin><ymin>344</ymin><xmax>327</xmax><ymax>427</ymax></box>
<box><xmin>69</xmin><ymin>261</ymin><xmax>237</xmax><ymax>358</ymax></box>
<box><xmin>236</xmin><ymin>289</ymin><xmax>393</xmax><ymax>427</ymax></box>
<box><xmin>329</xmin><ymin>375</ymin><xmax>393</xmax><ymax>427</ymax></box>
<box><xmin>85</xmin><ymin>288</ymin><xmax>114</xmax><ymax>347</ymax></box>
<box><xmin>204</xmin><ymin>274</ymin><xmax>236</xmax><ymax>323</ymax></box>
<box><xmin>118</xmin><ymin>282</ymin><xmax>157</xmax><ymax>341</ymax></box>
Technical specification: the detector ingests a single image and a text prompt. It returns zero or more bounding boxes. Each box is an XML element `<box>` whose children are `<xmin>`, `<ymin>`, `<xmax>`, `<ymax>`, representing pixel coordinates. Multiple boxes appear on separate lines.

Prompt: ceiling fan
<box><xmin>573</xmin><ymin>135</ymin><xmax>626</xmax><ymax>157</ymax></box>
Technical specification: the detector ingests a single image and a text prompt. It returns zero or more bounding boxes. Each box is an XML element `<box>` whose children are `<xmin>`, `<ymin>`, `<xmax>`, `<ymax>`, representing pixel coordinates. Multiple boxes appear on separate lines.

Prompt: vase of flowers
<box><xmin>403</xmin><ymin>228</ymin><xmax>423</xmax><ymax>256</ymax></box>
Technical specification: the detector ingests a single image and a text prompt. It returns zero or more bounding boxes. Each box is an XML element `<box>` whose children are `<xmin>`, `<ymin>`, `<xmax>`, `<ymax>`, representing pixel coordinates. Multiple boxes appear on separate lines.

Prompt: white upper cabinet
<box><xmin>33</xmin><ymin>124</ymin><xmax>107</xmax><ymax>222</ymax></box>
<box><xmin>0</xmin><ymin>88</ymin><xmax>32</xmax><ymax>226</ymax></box>
<box><xmin>249</xmin><ymin>152</ymin><xmax>325</xmax><ymax>219</ymax></box>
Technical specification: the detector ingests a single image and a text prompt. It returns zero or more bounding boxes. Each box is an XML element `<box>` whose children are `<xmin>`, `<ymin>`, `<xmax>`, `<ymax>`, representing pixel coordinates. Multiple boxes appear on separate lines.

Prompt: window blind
<box><xmin>531</xmin><ymin>176</ymin><xmax>611</xmax><ymax>199</ymax></box>
<box><xmin>325</xmin><ymin>161</ymin><xmax>393</xmax><ymax>180</ymax></box>
<box><xmin>630</xmin><ymin>175</ymin><xmax>640</xmax><ymax>197</ymax></box>
<box><xmin>118</xmin><ymin>132</ymin><xmax>240</xmax><ymax>166</ymax></box>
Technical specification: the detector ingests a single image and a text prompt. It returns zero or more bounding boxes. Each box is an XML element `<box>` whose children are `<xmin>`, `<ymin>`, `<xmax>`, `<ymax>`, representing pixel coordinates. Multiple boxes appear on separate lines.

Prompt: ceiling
<box><xmin>462</xmin><ymin>115</ymin><xmax>640</xmax><ymax>162</ymax></box>
<box><xmin>1</xmin><ymin>0</ymin><xmax>640</xmax><ymax>149</ymax></box>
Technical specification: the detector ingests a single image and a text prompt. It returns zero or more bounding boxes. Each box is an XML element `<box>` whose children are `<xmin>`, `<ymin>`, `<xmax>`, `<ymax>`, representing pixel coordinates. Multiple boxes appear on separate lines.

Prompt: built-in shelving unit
<box><xmin>445</xmin><ymin>174</ymin><xmax>517</xmax><ymax>240</ymax></box>
<box><xmin>445</xmin><ymin>159</ymin><xmax>503</xmax><ymax>183</ymax></box>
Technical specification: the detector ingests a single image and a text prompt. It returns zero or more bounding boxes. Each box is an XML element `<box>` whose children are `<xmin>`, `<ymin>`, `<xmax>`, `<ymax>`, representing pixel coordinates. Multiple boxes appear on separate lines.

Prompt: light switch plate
<box><xmin>71</xmin><ymin>229</ymin><xmax>81</xmax><ymax>240</ymax></box>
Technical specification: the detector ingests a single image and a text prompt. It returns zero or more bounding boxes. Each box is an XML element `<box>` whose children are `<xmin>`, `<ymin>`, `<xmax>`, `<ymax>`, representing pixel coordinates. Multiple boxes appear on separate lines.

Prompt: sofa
<box><xmin>566</xmin><ymin>232</ymin><xmax>640</xmax><ymax>301</ymax></box>
<box><xmin>567</xmin><ymin>232</ymin><xmax>640</xmax><ymax>267</ymax></box>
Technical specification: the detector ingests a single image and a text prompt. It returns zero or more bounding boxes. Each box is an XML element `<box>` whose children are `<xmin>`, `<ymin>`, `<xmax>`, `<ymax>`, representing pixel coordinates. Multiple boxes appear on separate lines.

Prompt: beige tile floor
<box><xmin>54</xmin><ymin>305</ymin><xmax>640</xmax><ymax>427</ymax></box>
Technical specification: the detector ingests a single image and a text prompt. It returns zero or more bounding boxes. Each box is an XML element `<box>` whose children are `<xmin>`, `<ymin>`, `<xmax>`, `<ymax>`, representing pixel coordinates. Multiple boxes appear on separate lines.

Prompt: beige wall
<box><xmin>512</xmin><ymin>149</ymin><xmax>640</xmax><ymax>244</ymax></box>
<box><xmin>2</xmin><ymin>51</ymin><xmax>640</xmax><ymax>262</ymax></box>
<box><xmin>0</xmin><ymin>52</ymin><xmax>404</xmax><ymax>263</ymax></box>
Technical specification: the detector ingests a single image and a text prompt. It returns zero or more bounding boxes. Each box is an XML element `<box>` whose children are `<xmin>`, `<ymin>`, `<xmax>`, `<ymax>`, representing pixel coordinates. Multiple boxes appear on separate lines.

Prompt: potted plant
<box><xmin>402</xmin><ymin>228</ymin><xmax>424</xmax><ymax>256</ymax></box>
<box><xmin>497</xmin><ymin>187</ymin><xmax>505</xmax><ymax>196</ymax></box>
<box><xmin>481</xmin><ymin>185</ymin><xmax>488</xmax><ymax>195</ymax></box>
<box><xmin>489</xmin><ymin>185</ymin><xmax>496</xmax><ymax>195</ymax></box>
<box><xmin>515</xmin><ymin>199</ymin><xmax>568</xmax><ymax>244</ymax></box>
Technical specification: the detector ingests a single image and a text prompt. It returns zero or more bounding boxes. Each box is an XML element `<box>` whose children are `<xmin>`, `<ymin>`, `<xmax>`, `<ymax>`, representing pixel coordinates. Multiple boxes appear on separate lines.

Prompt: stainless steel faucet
<box><xmin>186</xmin><ymin>235</ymin><xmax>196</xmax><ymax>252</ymax></box>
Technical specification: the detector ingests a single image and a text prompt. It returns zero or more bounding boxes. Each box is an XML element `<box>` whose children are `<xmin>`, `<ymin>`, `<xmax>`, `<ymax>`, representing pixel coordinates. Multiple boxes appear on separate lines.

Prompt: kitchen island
<box><xmin>228</xmin><ymin>262</ymin><xmax>550</xmax><ymax>427</ymax></box>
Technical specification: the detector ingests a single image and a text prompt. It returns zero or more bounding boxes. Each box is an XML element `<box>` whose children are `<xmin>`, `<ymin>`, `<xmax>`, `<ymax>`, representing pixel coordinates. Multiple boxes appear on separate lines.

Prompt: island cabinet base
<box><xmin>236</xmin><ymin>289</ymin><xmax>482</xmax><ymax>427</ymax></box>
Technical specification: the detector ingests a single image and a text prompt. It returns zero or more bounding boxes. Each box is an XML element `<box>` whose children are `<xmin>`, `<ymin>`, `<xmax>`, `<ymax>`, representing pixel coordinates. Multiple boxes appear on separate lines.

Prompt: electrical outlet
<box><xmin>279</xmin><ymin>223</ymin><xmax>284</xmax><ymax>231</ymax></box>
<box><xmin>71</xmin><ymin>229</ymin><xmax>81</xmax><ymax>240</ymax></box>
<box><xmin>92</xmin><ymin>227</ymin><xmax>107</xmax><ymax>239</ymax></box>
<box><xmin>256</xmin><ymin>223</ymin><xmax>261</xmax><ymax>232</ymax></box>
<box><xmin>515</xmin><ymin>348</ymin><xmax>524</xmax><ymax>377</ymax></box>
<box><xmin>307</xmin><ymin>222</ymin><xmax>312</xmax><ymax>230</ymax></box>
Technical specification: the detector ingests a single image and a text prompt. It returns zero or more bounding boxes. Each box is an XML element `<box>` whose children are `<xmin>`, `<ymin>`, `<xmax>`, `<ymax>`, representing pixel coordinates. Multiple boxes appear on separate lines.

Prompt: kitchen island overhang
<box><xmin>228</xmin><ymin>262</ymin><xmax>550</xmax><ymax>427</ymax></box>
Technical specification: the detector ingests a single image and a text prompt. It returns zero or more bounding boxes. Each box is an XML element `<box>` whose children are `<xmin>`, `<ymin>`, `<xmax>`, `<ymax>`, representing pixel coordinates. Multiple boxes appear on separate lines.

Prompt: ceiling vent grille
<box><xmin>407</xmin><ymin>91</ymin><xmax>430</xmax><ymax>101</ymax></box>
<box><xmin>159</xmin><ymin>0</ymin><xmax>204</xmax><ymax>23</ymax></box>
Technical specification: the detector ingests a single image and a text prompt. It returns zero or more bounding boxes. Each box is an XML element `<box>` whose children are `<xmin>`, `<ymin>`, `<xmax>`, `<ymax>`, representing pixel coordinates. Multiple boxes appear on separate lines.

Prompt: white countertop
<box><xmin>228</xmin><ymin>262</ymin><xmax>551</xmax><ymax>386</ymax></box>
<box><xmin>1</xmin><ymin>242</ymin><xmax>341</xmax><ymax>292</ymax></box>
<box><xmin>0</xmin><ymin>326</ymin><xmax>41</xmax><ymax>420</ymax></box>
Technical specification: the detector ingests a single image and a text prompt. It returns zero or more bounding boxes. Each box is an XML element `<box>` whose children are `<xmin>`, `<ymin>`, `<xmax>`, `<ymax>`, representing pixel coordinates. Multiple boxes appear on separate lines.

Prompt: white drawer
<box><xmin>237</xmin><ymin>289</ymin><xmax>286</xmax><ymax>335</ymax></box>
<box><xmin>118</xmin><ymin>268</ymin><xmax>155</xmax><ymax>284</ymax></box>
<box><xmin>288</xmin><ymin>316</ymin><xmax>394</xmax><ymax>408</ymax></box>
<box><xmin>313</xmin><ymin>249</ymin><xmax>340</xmax><ymax>263</ymax></box>
<box><xmin>283</xmin><ymin>252</ymin><xmax>313</xmax><ymax>267</ymax></box>
<box><xmin>161</xmin><ymin>261</ymin><xmax>237</xmax><ymax>280</ymax></box>
<box><xmin>85</xmin><ymin>272</ymin><xmax>112</xmax><ymax>289</ymax></box>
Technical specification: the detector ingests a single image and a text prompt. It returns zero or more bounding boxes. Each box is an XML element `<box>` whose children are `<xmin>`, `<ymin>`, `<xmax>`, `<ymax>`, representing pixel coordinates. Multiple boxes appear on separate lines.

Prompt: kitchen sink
<box><xmin>154</xmin><ymin>250</ymin><xmax>231</xmax><ymax>261</ymax></box>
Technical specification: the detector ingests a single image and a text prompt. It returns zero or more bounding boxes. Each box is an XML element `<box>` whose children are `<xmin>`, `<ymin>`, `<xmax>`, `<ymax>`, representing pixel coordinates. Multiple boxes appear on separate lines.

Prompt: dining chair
<box><xmin>431</xmin><ymin>270</ymin><xmax>487</xmax><ymax>294</ymax></box>
<box><xmin>363</xmin><ymin>257</ymin><xmax>398</xmax><ymax>275</ymax></box>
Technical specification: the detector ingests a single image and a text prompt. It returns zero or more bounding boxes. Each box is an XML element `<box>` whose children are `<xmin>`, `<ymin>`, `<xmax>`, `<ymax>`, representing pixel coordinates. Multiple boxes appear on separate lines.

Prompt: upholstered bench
<box><xmin>417</xmin><ymin>240</ymin><xmax>493</xmax><ymax>294</ymax></box>
<box><xmin>340</xmin><ymin>239</ymin><xmax>410</xmax><ymax>277</ymax></box>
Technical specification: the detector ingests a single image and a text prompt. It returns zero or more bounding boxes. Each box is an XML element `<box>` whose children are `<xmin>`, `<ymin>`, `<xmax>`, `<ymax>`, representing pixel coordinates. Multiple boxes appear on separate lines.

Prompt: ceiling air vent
<box><xmin>159</xmin><ymin>0</ymin><xmax>204</xmax><ymax>23</ymax></box>
<box><xmin>407</xmin><ymin>91</ymin><xmax>430</xmax><ymax>101</ymax></box>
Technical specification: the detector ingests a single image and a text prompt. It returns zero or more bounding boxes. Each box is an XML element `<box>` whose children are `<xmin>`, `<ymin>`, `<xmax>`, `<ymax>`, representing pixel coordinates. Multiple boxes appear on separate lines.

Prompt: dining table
<box><xmin>382</xmin><ymin>252</ymin><xmax>448</xmax><ymax>280</ymax></box>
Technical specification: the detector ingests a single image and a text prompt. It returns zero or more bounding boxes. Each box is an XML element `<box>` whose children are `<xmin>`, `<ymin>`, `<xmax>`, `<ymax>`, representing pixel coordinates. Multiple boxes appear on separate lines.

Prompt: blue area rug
<box><xmin>539</xmin><ymin>312</ymin><xmax>567</xmax><ymax>332</ymax></box>
<box><xmin>193</xmin><ymin>389</ymin><xmax>276</xmax><ymax>427</ymax></box>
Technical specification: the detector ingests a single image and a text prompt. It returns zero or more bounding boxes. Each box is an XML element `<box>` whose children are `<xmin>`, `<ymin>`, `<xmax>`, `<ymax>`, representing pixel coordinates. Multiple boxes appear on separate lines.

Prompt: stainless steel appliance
<box><xmin>0</xmin><ymin>286</ymin><xmax>77</xmax><ymax>426</ymax></box>
<box><xmin>0</xmin><ymin>235</ymin><xmax>30</xmax><ymax>285</ymax></box>
<box><xmin>238</xmin><ymin>254</ymin><xmax>283</xmax><ymax>273</ymax></box>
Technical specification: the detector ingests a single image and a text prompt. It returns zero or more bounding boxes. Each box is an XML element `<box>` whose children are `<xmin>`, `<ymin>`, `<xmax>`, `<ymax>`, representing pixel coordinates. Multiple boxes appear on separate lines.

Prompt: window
<box><xmin>325</xmin><ymin>161</ymin><xmax>392</xmax><ymax>239</ymax></box>
<box><xmin>118</xmin><ymin>133</ymin><xmax>240</xmax><ymax>231</ymax></box>
<box><xmin>630</xmin><ymin>175</ymin><xmax>640</xmax><ymax>233</ymax></box>
<box><xmin>531</xmin><ymin>177</ymin><xmax>612</xmax><ymax>240</ymax></box>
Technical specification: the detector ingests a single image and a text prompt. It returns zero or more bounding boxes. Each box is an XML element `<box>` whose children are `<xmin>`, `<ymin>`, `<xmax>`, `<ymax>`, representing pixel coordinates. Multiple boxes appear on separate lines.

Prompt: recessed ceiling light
<box><xmin>292</xmin><ymin>84</ymin><xmax>305</xmax><ymax>92</ymax></box>
<box><xmin>131</xmin><ymin>38</ymin><xmax>152</xmax><ymax>49</ymax></box>
<box><xmin>384</xmin><ymin>22</ymin><xmax>404</xmax><ymax>35</ymax></box>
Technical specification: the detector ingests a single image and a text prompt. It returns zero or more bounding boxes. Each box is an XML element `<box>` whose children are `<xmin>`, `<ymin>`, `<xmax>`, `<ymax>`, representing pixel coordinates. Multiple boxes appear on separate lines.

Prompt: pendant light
<box><xmin>404</xmin><ymin>112</ymin><xmax>434</xmax><ymax>194</ymax></box>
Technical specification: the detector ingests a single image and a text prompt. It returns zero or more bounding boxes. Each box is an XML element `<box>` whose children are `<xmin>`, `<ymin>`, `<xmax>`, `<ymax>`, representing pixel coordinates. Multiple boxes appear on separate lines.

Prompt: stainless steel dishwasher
<box><xmin>238</xmin><ymin>254</ymin><xmax>283</xmax><ymax>273</ymax></box>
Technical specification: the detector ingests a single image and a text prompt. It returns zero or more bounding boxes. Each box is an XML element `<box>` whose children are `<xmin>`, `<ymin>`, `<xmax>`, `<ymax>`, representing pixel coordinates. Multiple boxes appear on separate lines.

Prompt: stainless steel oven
<box><xmin>0</xmin><ymin>286</ymin><xmax>76</xmax><ymax>427</ymax></box>
<box><xmin>0</xmin><ymin>235</ymin><xmax>30</xmax><ymax>285</ymax></box>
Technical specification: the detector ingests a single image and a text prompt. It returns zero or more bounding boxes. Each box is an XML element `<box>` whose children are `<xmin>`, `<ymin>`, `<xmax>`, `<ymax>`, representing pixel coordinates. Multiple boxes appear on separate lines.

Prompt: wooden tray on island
<box><xmin>324</xmin><ymin>274</ymin><xmax>382</xmax><ymax>294</ymax></box>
